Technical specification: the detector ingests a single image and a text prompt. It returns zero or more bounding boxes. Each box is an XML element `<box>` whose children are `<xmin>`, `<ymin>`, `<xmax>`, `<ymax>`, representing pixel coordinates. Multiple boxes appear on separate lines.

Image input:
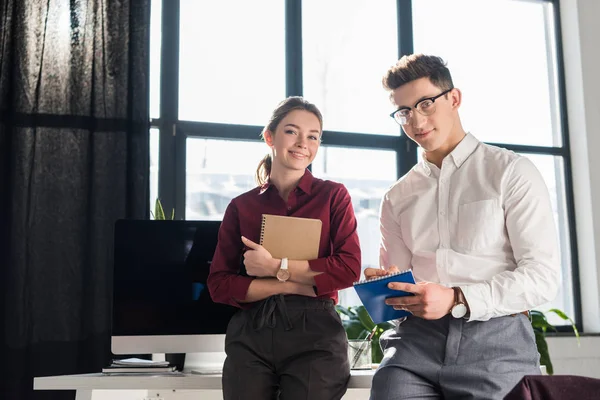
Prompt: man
<box><xmin>366</xmin><ymin>54</ymin><xmax>560</xmax><ymax>399</ymax></box>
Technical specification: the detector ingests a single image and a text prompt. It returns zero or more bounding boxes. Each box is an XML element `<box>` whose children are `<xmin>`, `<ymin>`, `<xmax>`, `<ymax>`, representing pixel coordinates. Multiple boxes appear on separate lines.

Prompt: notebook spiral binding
<box><xmin>259</xmin><ymin>214</ymin><xmax>267</xmax><ymax>246</ymax></box>
<box><xmin>353</xmin><ymin>268</ymin><xmax>413</xmax><ymax>286</ymax></box>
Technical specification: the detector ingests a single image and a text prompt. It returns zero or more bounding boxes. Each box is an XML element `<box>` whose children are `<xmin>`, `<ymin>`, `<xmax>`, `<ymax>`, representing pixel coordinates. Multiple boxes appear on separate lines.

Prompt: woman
<box><xmin>207</xmin><ymin>96</ymin><xmax>361</xmax><ymax>400</ymax></box>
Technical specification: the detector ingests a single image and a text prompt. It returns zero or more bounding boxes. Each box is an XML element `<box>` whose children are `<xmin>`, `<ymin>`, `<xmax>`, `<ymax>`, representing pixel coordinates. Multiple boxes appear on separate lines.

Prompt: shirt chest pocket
<box><xmin>457</xmin><ymin>199</ymin><xmax>504</xmax><ymax>251</ymax></box>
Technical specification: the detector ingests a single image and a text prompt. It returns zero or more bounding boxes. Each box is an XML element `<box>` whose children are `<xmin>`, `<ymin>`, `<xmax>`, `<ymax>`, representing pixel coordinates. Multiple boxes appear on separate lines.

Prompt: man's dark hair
<box><xmin>383</xmin><ymin>54</ymin><xmax>454</xmax><ymax>92</ymax></box>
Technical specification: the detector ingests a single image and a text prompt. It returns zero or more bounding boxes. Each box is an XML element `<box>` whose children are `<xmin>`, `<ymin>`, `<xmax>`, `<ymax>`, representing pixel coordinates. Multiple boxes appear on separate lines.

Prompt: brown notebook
<box><xmin>259</xmin><ymin>214</ymin><xmax>322</xmax><ymax>260</ymax></box>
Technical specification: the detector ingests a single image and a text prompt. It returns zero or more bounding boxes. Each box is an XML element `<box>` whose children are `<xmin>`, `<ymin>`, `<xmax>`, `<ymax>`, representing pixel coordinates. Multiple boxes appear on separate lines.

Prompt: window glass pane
<box><xmin>521</xmin><ymin>154</ymin><xmax>574</xmax><ymax>326</ymax></box>
<box><xmin>413</xmin><ymin>0</ymin><xmax>561</xmax><ymax>147</ymax></box>
<box><xmin>179</xmin><ymin>0</ymin><xmax>285</xmax><ymax>125</ymax></box>
<box><xmin>149</xmin><ymin>128</ymin><xmax>159</xmax><ymax>214</ymax></box>
<box><xmin>149</xmin><ymin>0</ymin><xmax>161</xmax><ymax>119</ymax></box>
<box><xmin>302</xmin><ymin>0</ymin><xmax>400</xmax><ymax>136</ymax></box>
<box><xmin>312</xmin><ymin>147</ymin><xmax>397</xmax><ymax>306</ymax></box>
<box><xmin>186</xmin><ymin>138</ymin><xmax>268</xmax><ymax>220</ymax></box>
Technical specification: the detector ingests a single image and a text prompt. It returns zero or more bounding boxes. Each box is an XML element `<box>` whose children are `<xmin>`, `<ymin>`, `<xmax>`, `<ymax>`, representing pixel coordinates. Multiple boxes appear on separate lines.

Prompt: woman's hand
<box><xmin>241</xmin><ymin>236</ymin><xmax>279</xmax><ymax>277</ymax></box>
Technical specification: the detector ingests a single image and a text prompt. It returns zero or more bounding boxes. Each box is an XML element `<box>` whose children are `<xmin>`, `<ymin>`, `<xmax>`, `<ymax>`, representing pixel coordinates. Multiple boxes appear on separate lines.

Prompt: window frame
<box><xmin>151</xmin><ymin>0</ymin><xmax>581</xmax><ymax>332</ymax></box>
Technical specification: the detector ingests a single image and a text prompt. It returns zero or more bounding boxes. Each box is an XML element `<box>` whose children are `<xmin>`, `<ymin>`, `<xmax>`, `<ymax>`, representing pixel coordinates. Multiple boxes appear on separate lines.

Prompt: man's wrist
<box><xmin>456</xmin><ymin>287</ymin><xmax>471</xmax><ymax>318</ymax></box>
<box><xmin>449</xmin><ymin>286</ymin><xmax>471</xmax><ymax>319</ymax></box>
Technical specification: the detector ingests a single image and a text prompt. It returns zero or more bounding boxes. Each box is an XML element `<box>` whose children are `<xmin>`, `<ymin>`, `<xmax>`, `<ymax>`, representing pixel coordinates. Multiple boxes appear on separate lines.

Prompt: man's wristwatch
<box><xmin>276</xmin><ymin>258</ymin><xmax>290</xmax><ymax>282</ymax></box>
<box><xmin>450</xmin><ymin>287</ymin><xmax>468</xmax><ymax>318</ymax></box>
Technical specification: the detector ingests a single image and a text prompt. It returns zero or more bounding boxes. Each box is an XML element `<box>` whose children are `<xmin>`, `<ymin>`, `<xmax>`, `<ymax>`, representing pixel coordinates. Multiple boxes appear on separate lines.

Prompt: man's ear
<box><xmin>451</xmin><ymin>88</ymin><xmax>462</xmax><ymax>109</ymax></box>
<box><xmin>263</xmin><ymin>129</ymin><xmax>274</xmax><ymax>147</ymax></box>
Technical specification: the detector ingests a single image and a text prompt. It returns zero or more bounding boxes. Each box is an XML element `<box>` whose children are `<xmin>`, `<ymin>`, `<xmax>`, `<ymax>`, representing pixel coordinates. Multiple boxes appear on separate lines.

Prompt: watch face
<box><xmin>451</xmin><ymin>303</ymin><xmax>467</xmax><ymax>318</ymax></box>
<box><xmin>276</xmin><ymin>269</ymin><xmax>290</xmax><ymax>282</ymax></box>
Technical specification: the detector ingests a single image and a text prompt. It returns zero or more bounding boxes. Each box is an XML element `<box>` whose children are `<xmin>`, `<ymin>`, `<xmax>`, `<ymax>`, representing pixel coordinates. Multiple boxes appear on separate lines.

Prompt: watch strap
<box><xmin>453</xmin><ymin>286</ymin><xmax>460</xmax><ymax>305</ymax></box>
<box><xmin>451</xmin><ymin>286</ymin><xmax>469</xmax><ymax>318</ymax></box>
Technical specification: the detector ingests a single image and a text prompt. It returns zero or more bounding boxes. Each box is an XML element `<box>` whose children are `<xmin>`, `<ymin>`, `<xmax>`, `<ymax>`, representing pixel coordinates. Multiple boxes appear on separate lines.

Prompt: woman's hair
<box><xmin>382</xmin><ymin>54</ymin><xmax>454</xmax><ymax>93</ymax></box>
<box><xmin>255</xmin><ymin>97</ymin><xmax>323</xmax><ymax>186</ymax></box>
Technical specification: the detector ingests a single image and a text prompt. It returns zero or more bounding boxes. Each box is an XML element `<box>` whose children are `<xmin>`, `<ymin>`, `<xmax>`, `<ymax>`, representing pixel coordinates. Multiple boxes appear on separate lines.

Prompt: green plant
<box><xmin>335</xmin><ymin>304</ymin><xmax>393</xmax><ymax>364</ymax></box>
<box><xmin>530</xmin><ymin>308</ymin><xmax>580</xmax><ymax>375</ymax></box>
<box><xmin>150</xmin><ymin>198</ymin><xmax>174</xmax><ymax>220</ymax></box>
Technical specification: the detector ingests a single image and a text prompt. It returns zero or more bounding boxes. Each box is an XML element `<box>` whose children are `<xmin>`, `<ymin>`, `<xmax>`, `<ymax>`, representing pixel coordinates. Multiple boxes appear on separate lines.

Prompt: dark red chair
<box><xmin>504</xmin><ymin>375</ymin><xmax>600</xmax><ymax>400</ymax></box>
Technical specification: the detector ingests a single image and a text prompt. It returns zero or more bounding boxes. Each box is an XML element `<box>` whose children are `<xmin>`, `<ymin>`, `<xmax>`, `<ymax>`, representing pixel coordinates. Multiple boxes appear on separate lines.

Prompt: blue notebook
<box><xmin>353</xmin><ymin>269</ymin><xmax>416</xmax><ymax>324</ymax></box>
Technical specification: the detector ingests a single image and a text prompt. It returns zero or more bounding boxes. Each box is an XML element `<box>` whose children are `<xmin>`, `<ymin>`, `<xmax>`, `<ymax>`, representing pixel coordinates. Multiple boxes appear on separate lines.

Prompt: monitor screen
<box><xmin>111</xmin><ymin>219</ymin><xmax>237</xmax><ymax>355</ymax></box>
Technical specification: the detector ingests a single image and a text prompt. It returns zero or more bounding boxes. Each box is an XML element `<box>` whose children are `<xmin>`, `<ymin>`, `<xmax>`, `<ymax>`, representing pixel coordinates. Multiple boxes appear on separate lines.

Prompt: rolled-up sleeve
<box><xmin>462</xmin><ymin>157</ymin><xmax>561</xmax><ymax>321</ymax></box>
<box><xmin>207</xmin><ymin>200</ymin><xmax>254</xmax><ymax>308</ymax></box>
<box><xmin>380</xmin><ymin>190</ymin><xmax>413</xmax><ymax>271</ymax></box>
<box><xmin>309</xmin><ymin>184</ymin><xmax>361</xmax><ymax>295</ymax></box>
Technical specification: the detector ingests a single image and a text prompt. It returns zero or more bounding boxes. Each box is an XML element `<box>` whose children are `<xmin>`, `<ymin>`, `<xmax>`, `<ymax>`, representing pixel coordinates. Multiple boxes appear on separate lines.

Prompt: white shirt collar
<box><xmin>420</xmin><ymin>132</ymin><xmax>480</xmax><ymax>175</ymax></box>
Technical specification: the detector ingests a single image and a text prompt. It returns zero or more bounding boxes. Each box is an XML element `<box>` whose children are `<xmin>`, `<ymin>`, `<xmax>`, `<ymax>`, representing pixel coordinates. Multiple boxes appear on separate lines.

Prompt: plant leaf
<box><xmin>377</xmin><ymin>321</ymin><xmax>394</xmax><ymax>331</ymax></box>
<box><xmin>372</xmin><ymin>338</ymin><xmax>384</xmax><ymax>364</ymax></box>
<box><xmin>547</xmin><ymin>308</ymin><xmax>569</xmax><ymax>320</ymax></box>
<box><xmin>529</xmin><ymin>310</ymin><xmax>545</xmax><ymax>319</ymax></box>
<box><xmin>530</xmin><ymin>312</ymin><xmax>553</xmax><ymax>332</ymax></box>
<box><xmin>535</xmin><ymin>330</ymin><xmax>553</xmax><ymax>375</ymax></box>
<box><xmin>547</xmin><ymin>308</ymin><xmax>580</xmax><ymax>343</ymax></box>
<box><xmin>335</xmin><ymin>305</ymin><xmax>356</xmax><ymax>319</ymax></box>
<box><xmin>344</xmin><ymin>321</ymin><xmax>368</xmax><ymax>340</ymax></box>
<box><xmin>155</xmin><ymin>198</ymin><xmax>166</xmax><ymax>220</ymax></box>
<box><xmin>355</xmin><ymin>306</ymin><xmax>376</xmax><ymax>332</ymax></box>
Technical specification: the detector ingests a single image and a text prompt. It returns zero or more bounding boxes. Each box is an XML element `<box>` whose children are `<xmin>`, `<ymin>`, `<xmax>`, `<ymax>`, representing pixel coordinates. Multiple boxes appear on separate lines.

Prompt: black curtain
<box><xmin>0</xmin><ymin>0</ymin><xmax>150</xmax><ymax>398</ymax></box>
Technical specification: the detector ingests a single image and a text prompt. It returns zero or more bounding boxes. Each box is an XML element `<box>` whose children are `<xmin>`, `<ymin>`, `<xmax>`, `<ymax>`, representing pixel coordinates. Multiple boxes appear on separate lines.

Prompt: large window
<box><xmin>302</xmin><ymin>0</ymin><xmax>399</xmax><ymax>135</ymax></box>
<box><xmin>150</xmin><ymin>0</ymin><xmax>579</xmax><ymax>328</ymax></box>
<box><xmin>185</xmin><ymin>138</ymin><xmax>266</xmax><ymax>220</ymax></box>
<box><xmin>179</xmin><ymin>0</ymin><xmax>285</xmax><ymax>125</ymax></box>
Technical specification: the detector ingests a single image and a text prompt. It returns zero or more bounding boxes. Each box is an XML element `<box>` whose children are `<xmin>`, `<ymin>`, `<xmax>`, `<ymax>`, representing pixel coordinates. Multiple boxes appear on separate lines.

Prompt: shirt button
<box><xmin>440</xmin><ymin>179</ymin><xmax>445</xmax><ymax>184</ymax></box>
<box><xmin>440</xmin><ymin>211</ymin><xmax>445</xmax><ymax>216</ymax></box>
<box><xmin>440</xmin><ymin>244</ymin><xmax>446</xmax><ymax>249</ymax></box>
<box><xmin>287</xmin><ymin>206</ymin><xmax>291</xmax><ymax>210</ymax></box>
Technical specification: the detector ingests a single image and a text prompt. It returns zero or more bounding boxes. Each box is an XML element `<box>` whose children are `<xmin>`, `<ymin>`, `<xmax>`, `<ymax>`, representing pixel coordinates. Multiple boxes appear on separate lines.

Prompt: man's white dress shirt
<box><xmin>380</xmin><ymin>133</ymin><xmax>560</xmax><ymax>321</ymax></box>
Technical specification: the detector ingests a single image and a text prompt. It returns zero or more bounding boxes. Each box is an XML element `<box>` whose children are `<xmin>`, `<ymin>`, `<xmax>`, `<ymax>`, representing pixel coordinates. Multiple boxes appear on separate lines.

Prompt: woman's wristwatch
<box><xmin>276</xmin><ymin>257</ymin><xmax>290</xmax><ymax>282</ymax></box>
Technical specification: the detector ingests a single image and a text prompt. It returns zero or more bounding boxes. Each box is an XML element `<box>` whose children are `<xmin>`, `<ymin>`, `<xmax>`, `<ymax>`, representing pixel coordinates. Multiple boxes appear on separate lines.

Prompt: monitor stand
<box><xmin>185</xmin><ymin>352</ymin><xmax>226</xmax><ymax>375</ymax></box>
<box><xmin>165</xmin><ymin>353</ymin><xmax>186</xmax><ymax>371</ymax></box>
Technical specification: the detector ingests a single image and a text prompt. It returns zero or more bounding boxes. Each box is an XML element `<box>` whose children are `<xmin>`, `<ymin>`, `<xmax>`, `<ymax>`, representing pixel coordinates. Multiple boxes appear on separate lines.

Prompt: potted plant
<box><xmin>530</xmin><ymin>308</ymin><xmax>579</xmax><ymax>375</ymax></box>
<box><xmin>335</xmin><ymin>304</ymin><xmax>393</xmax><ymax>364</ymax></box>
<box><xmin>337</xmin><ymin>305</ymin><xmax>579</xmax><ymax>374</ymax></box>
<box><xmin>151</xmin><ymin>198</ymin><xmax>174</xmax><ymax>220</ymax></box>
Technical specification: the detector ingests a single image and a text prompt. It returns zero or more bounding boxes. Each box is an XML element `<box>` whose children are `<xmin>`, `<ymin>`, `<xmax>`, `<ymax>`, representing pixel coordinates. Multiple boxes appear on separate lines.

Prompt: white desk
<box><xmin>34</xmin><ymin>370</ymin><xmax>374</xmax><ymax>400</ymax></box>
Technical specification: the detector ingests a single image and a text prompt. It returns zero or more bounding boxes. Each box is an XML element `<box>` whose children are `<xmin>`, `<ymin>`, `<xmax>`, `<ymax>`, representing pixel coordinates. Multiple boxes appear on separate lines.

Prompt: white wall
<box><xmin>548</xmin><ymin>337</ymin><xmax>600</xmax><ymax>378</ymax></box>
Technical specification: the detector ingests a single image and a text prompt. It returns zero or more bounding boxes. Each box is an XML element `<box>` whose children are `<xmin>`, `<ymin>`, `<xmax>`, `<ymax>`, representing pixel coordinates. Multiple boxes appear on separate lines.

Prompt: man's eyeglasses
<box><xmin>389</xmin><ymin>88</ymin><xmax>454</xmax><ymax>126</ymax></box>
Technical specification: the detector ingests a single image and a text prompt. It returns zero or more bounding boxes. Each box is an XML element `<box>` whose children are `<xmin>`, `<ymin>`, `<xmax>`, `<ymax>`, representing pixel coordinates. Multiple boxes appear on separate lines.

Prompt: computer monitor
<box><xmin>111</xmin><ymin>219</ymin><xmax>237</xmax><ymax>357</ymax></box>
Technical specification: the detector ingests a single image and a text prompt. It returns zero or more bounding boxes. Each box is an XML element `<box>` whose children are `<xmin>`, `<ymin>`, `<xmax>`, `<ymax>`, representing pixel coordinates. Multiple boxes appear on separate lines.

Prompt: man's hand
<box><xmin>385</xmin><ymin>281</ymin><xmax>455</xmax><ymax>320</ymax></box>
<box><xmin>241</xmin><ymin>236</ymin><xmax>279</xmax><ymax>277</ymax></box>
<box><xmin>363</xmin><ymin>265</ymin><xmax>400</xmax><ymax>281</ymax></box>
